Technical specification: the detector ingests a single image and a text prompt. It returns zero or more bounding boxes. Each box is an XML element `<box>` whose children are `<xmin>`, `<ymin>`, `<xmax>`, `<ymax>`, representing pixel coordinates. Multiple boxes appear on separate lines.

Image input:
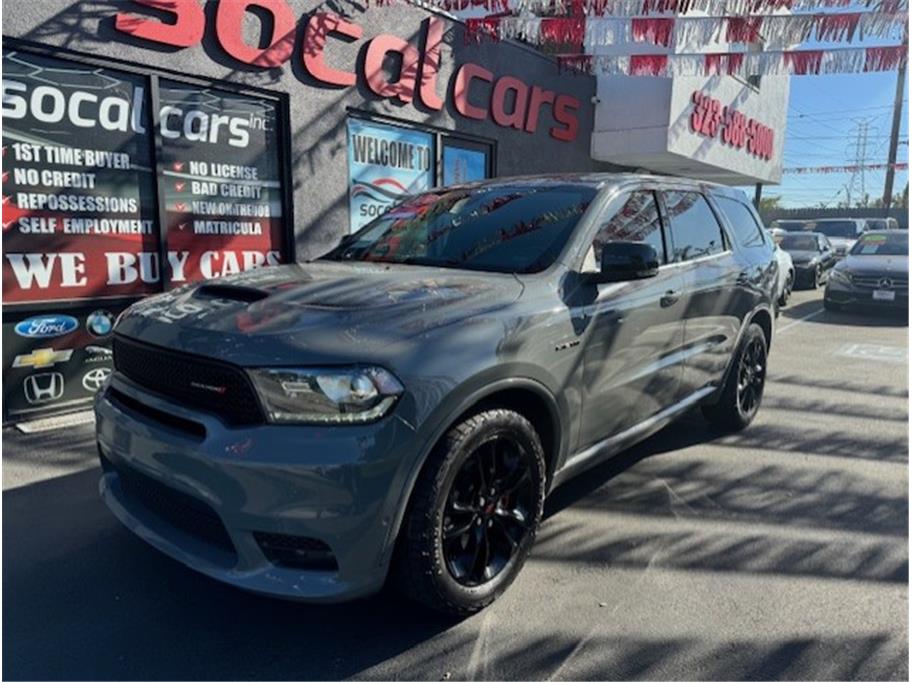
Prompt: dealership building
<box><xmin>1</xmin><ymin>0</ymin><xmax>787</xmax><ymax>421</ymax></box>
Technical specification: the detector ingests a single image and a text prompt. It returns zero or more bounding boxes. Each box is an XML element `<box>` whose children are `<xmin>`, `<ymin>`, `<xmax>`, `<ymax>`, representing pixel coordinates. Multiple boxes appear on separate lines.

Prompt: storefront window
<box><xmin>158</xmin><ymin>81</ymin><xmax>286</xmax><ymax>285</ymax></box>
<box><xmin>346</xmin><ymin>118</ymin><xmax>434</xmax><ymax>233</ymax></box>
<box><xmin>442</xmin><ymin>142</ymin><xmax>490</xmax><ymax>185</ymax></box>
<box><xmin>2</xmin><ymin>49</ymin><xmax>159</xmax><ymax>303</ymax></box>
<box><xmin>1</xmin><ymin>47</ymin><xmax>291</xmax><ymax>421</ymax></box>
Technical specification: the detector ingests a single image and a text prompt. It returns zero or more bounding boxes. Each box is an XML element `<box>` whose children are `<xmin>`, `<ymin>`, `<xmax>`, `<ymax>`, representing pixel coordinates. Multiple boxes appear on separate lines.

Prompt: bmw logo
<box><xmin>86</xmin><ymin>310</ymin><xmax>115</xmax><ymax>337</ymax></box>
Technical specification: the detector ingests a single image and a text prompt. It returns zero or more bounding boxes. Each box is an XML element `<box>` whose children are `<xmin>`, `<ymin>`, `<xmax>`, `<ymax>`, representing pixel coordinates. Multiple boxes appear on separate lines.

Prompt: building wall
<box><xmin>3</xmin><ymin>0</ymin><xmax>600</xmax><ymax>260</ymax></box>
<box><xmin>587</xmin><ymin>16</ymin><xmax>790</xmax><ymax>185</ymax></box>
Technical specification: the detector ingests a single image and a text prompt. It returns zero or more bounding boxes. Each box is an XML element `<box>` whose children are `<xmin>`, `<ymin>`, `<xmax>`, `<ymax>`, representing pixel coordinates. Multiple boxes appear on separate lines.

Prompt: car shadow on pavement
<box><xmin>3</xmin><ymin>467</ymin><xmax>456</xmax><ymax>681</ymax></box>
<box><xmin>4</xmin><ymin>411</ymin><xmax>908</xmax><ymax>680</ymax></box>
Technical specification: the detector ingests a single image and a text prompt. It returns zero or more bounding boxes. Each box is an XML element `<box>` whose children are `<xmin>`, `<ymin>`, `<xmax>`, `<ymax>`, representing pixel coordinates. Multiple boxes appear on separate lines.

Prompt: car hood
<box><xmin>840</xmin><ymin>254</ymin><xmax>909</xmax><ymax>276</ymax></box>
<box><xmin>116</xmin><ymin>261</ymin><xmax>524</xmax><ymax>366</ymax></box>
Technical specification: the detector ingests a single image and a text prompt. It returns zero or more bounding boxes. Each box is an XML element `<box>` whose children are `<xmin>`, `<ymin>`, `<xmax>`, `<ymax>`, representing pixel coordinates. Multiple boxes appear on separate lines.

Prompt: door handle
<box><xmin>660</xmin><ymin>289</ymin><xmax>680</xmax><ymax>307</ymax></box>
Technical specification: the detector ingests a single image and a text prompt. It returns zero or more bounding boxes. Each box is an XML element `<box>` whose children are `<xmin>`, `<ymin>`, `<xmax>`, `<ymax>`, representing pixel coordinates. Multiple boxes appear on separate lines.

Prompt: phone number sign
<box><xmin>689</xmin><ymin>91</ymin><xmax>775</xmax><ymax>161</ymax></box>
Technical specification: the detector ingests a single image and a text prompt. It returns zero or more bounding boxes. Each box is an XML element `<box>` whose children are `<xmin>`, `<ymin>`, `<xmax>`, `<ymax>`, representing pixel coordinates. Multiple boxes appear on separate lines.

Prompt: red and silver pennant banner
<box><xmin>556</xmin><ymin>45</ymin><xmax>907</xmax><ymax>75</ymax></box>
<box><xmin>427</xmin><ymin>0</ymin><xmax>907</xmax><ymax>16</ymax></box>
<box><xmin>784</xmin><ymin>162</ymin><xmax>909</xmax><ymax>173</ymax></box>
<box><xmin>472</xmin><ymin>12</ymin><xmax>906</xmax><ymax>49</ymax></box>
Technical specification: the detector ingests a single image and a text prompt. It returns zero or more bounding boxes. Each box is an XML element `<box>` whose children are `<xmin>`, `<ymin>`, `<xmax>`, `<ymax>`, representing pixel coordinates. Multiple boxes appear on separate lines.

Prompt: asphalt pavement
<box><xmin>3</xmin><ymin>288</ymin><xmax>908</xmax><ymax>680</ymax></box>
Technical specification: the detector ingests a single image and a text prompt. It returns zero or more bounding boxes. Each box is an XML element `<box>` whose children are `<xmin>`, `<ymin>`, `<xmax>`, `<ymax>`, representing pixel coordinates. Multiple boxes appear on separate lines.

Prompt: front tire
<box><xmin>702</xmin><ymin>323</ymin><xmax>768</xmax><ymax>432</ymax></box>
<box><xmin>810</xmin><ymin>265</ymin><xmax>822</xmax><ymax>289</ymax></box>
<box><xmin>393</xmin><ymin>409</ymin><xmax>546</xmax><ymax>616</ymax></box>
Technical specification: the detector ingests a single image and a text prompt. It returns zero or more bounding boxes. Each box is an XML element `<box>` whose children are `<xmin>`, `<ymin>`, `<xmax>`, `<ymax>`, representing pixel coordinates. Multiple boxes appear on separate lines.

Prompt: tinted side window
<box><xmin>592</xmin><ymin>191</ymin><xmax>666</xmax><ymax>266</ymax></box>
<box><xmin>715</xmin><ymin>196</ymin><xmax>766</xmax><ymax>248</ymax></box>
<box><xmin>663</xmin><ymin>191</ymin><xmax>725</xmax><ymax>262</ymax></box>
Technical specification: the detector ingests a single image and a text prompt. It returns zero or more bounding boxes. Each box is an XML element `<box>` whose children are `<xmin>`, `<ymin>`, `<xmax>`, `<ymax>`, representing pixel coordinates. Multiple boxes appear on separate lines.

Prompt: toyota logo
<box><xmin>82</xmin><ymin>367</ymin><xmax>112</xmax><ymax>392</ymax></box>
<box><xmin>878</xmin><ymin>277</ymin><xmax>894</xmax><ymax>290</ymax></box>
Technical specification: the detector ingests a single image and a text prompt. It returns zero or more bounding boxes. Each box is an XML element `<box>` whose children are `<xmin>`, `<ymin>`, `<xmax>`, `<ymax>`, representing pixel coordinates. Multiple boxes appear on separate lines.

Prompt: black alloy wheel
<box><xmin>442</xmin><ymin>435</ymin><xmax>535</xmax><ymax>587</ymax></box>
<box><xmin>393</xmin><ymin>408</ymin><xmax>546</xmax><ymax>616</ymax></box>
<box><xmin>701</xmin><ymin>322</ymin><xmax>768</xmax><ymax>432</ymax></box>
<box><xmin>736</xmin><ymin>335</ymin><xmax>766</xmax><ymax>420</ymax></box>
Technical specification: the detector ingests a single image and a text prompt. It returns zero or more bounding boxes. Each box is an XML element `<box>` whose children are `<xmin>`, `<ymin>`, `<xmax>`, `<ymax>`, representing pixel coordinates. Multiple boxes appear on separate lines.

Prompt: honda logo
<box><xmin>23</xmin><ymin>372</ymin><xmax>64</xmax><ymax>404</ymax></box>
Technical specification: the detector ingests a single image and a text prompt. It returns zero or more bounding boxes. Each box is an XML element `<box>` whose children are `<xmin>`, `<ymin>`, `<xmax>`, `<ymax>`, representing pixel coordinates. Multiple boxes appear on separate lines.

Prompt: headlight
<box><xmin>248</xmin><ymin>366</ymin><xmax>404</xmax><ymax>424</ymax></box>
<box><xmin>829</xmin><ymin>269</ymin><xmax>851</xmax><ymax>284</ymax></box>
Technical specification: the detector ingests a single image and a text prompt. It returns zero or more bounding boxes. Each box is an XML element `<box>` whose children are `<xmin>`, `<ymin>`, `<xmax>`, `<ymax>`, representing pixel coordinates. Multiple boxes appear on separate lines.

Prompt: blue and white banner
<box><xmin>347</xmin><ymin>119</ymin><xmax>433</xmax><ymax>233</ymax></box>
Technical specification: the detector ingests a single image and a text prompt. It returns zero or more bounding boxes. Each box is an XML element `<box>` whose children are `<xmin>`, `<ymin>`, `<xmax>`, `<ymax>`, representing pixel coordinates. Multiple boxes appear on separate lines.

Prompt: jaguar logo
<box><xmin>878</xmin><ymin>277</ymin><xmax>894</xmax><ymax>290</ymax></box>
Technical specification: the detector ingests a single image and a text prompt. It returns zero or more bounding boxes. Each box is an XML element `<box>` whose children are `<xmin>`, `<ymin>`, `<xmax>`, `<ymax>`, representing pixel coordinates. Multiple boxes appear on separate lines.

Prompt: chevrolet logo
<box><xmin>12</xmin><ymin>348</ymin><xmax>74</xmax><ymax>369</ymax></box>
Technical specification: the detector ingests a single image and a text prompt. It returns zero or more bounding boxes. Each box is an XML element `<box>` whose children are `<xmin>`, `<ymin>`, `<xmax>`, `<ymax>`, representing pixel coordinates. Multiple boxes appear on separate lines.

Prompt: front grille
<box><xmin>850</xmin><ymin>275</ymin><xmax>909</xmax><ymax>290</ymax></box>
<box><xmin>102</xmin><ymin>452</ymin><xmax>236</xmax><ymax>559</ymax></box>
<box><xmin>113</xmin><ymin>335</ymin><xmax>265</xmax><ymax>426</ymax></box>
<box><xmin>254</xmin><ymin>532</ymin><xmax>338</xmax><ymax>571</ymax></box>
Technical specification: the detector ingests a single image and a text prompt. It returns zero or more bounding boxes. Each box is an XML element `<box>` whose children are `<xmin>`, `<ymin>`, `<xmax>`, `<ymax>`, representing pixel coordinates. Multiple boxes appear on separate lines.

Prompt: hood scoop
<box><xmin>194</xmin><ymin>283</ymin><xmax>270</xmax><ymax>303</ymax></box>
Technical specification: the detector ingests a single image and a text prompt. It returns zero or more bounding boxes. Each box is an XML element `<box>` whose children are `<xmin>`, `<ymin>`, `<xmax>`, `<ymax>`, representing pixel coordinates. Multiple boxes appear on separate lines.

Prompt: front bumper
<box><xmin>793</xmin><ymin>264</ymin><xmax>818</xmax><ymax>284</ymax></box>
<box><xmin>825</xmin><ymin>280</ymin><xmax>908</xmax><ymax>309</ymax></box>
<box><xmin>95</xmin><ymin>374</ymin><xmax>419</xmax><ymax>602</ymax></box>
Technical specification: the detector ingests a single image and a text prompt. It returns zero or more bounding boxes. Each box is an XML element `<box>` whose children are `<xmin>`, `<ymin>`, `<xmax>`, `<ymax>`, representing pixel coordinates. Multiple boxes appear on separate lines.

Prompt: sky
<box><xmin>742</xmin><ymin>31</ymin><xmax>908</xmax><ymax>209</ymax></box>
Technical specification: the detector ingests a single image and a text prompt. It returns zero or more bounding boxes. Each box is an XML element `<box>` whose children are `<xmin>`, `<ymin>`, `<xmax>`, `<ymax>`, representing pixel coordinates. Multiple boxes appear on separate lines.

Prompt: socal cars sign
<box><xmin>113</xmin><ymin>0</ymin><xmax>581</xmax><ymax>142</ymax></box>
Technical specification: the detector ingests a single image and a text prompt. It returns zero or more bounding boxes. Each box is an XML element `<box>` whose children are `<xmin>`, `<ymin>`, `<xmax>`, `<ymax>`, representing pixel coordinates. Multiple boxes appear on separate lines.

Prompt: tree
<box><xmin>758</xmin><ymin>195</ymin><xmax>781</xmax><ymax>212</ymax></box>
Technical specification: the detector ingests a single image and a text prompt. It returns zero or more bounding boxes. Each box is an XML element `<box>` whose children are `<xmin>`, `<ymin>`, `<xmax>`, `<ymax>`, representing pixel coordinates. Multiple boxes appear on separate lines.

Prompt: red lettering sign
<box><xmin>690</xmin><ymin>90</ymin><xmax>774</xmax><ymax>161</ymax></box>
<box><xmin>112</xmin><ymin>3</ymin><xmax>581</xmax><ymax>142</ymax></box>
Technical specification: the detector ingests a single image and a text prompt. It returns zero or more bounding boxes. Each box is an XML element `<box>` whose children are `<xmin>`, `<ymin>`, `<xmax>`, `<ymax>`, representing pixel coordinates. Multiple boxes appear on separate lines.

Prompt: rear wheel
<box><xmin>702</xmin><ymin>323</ymin><xmax>767</xmax><ymax>431</ymax></box>
<box><xmin>393</xmin><ymin>409</ymin><xmax>546</xmax><ymax>616</ymax></box>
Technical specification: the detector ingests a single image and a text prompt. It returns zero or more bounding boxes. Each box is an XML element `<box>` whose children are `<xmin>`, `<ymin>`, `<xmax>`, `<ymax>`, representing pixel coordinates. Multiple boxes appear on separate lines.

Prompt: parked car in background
<box><xmin>778</xmin><ymin>231</ymin><xmax>837</xmax><ymax>288</ymax></box>
<box><xmin>767</xmin><ymin>229</ymin><xmax>794</xmax><ymax>310</ymax></box>
<box><xmin>861</xmin><ymin>217</ymin><xmax>899</xmax><ymax>232</ymax></box>
<box><xmin>94</xmin><ymin>173</ymin><xmax>777</xmax><ymax>615</ymax></box>
<box><xmin>825</xmin><ymin>230</ymin><xmax>909</xmax><ymax>312</ymax></box>
<box><xmin>770</xmin><ymin>220</ymin><xmax>810</xmax><ymax>232</ymax></box>
<box><xmin>808</xmin><ymin>218</ymin><xmax>865</xmax><ymax>258</ymax></box>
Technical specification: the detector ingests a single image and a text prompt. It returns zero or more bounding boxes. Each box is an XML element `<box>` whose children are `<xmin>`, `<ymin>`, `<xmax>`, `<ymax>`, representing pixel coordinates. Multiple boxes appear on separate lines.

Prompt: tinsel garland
<box><xmin>784</xmin><ymin>162</ymin><xmax>908</xmax><ymax>173</ymax></box>
<box><xmin>423</xmin><ymin>0</ymin><xmax>907</xmax><ymax>16</ymax></box>
<box><xmin>557</xmin><ymin>45</ymin><xmax>907</xmax><ymax>75</ymax></box>
<box><xmin>463</xmin><ymin>12</ymin><xmax>906</xmax><ymax>49</ymax></box>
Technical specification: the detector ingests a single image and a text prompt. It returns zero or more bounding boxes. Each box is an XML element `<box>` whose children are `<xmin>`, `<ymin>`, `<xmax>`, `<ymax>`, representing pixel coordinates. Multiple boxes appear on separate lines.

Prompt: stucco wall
<box><xmin>3</xmin><ymin>0</ymin><xmax>599</xmax><ymax>259</ymax></box>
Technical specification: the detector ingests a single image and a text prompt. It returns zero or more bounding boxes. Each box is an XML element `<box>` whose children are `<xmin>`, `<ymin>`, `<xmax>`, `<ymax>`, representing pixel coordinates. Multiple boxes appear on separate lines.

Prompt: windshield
<box><xmin>849</xmin><ymin>232</ymin><xmax>909</xmax><ymax>256</ymax></box>
<box><xmin>321</xmin><ymin>184</ymin><xmax>598</xmax><ymax>274</ymax></box>
<box><xmin>814</xmin><ymin>221</ymin><xmax>858</xmax><ymax>238</ymax></box>
<box><xmin>779</xmin><ymin>234</ymin><xmax>819</xmax><ymax>251</ymax></box>
<box><xmin>865</xmin><ymin>219</ymin><xmax>888</xmax><ymax>231</ymax></box>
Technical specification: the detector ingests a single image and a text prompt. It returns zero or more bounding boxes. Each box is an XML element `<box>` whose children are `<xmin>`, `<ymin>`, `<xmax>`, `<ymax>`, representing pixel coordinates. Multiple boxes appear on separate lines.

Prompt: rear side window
<box><xmin>592</xmin><ymin>191</ymin><xmax>667</xmax><ymax>266</ymax></box>
<box><xmin>663</xmin><ymin>191</ymin><xmax>725</xmax><ymax>262</ymax></box>
<box><xmin>715</xmin><ymin>196</ymin><xmax>767</xmax><ymax>248</ymax></box>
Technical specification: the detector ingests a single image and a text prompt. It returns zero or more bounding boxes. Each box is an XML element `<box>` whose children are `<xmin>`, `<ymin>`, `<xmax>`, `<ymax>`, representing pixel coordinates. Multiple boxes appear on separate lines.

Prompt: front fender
<box><xmin>377</xmin><ymin>367</ymin><xmax>568</xmax><ymax>570</ymax></box>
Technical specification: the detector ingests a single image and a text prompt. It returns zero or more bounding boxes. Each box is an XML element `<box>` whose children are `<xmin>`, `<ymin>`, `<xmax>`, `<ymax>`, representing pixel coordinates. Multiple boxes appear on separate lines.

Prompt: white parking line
<box><xmin>777</xmin><ymin>308</ymin><xmax>825</xmax><ymax>334</ymax></box>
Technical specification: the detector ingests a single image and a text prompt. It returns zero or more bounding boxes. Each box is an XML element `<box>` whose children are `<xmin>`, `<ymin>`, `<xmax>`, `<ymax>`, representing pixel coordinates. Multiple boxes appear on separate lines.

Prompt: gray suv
<box><xmin>95</xmin><ymin>173</ymin><xmax>777</xmax><ymax>615</ymax></box>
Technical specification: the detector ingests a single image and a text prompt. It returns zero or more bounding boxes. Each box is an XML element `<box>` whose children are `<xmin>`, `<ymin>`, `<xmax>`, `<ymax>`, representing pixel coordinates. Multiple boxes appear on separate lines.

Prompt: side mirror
<box><xmin>585</xmin><ymin>241</ymin><xmax>660</xmax><ymax>284</ymax></box>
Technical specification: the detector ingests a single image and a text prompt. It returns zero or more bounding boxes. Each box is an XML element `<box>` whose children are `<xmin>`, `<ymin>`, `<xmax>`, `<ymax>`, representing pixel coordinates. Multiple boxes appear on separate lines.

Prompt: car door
<box><xmin>573</xmin><ymin>189</ymin><xmax>686</xmax><ymax>449</ymax></box>
<box><xmin>661</xmin><ymin>189</ymin><xmax>745</xmax><ymax>399</ymax></box>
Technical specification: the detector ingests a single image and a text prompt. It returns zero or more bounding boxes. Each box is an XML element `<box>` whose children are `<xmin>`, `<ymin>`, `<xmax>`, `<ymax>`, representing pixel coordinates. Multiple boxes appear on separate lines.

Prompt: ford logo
<box><xmin>14</xmin><ymin>315</ymin><xmax>79</xmax><ymax>339</ymax></box>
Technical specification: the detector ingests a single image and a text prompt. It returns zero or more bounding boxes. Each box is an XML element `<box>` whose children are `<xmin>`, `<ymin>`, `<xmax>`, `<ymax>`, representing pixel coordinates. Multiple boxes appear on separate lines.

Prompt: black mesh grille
<box><xmin>113</xmin><ymin>335</ymin><xmax>264</xmax><ymax>426</ymax></box>
<box><xmin>254</xmin><ymin>532</ymin><xmax>338</xmax><ymax>571</ymax></box>
<box><xmin>103</xmin><ymin>452</ymin><xmax>236</xmax><ymax>559</ymax></box>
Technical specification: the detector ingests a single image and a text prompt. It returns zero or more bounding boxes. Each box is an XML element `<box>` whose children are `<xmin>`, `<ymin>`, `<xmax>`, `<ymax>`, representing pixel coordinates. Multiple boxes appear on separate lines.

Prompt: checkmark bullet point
<box><xmin>175</xmin><ymin>182</ymin><xmax>185</xmax><ymax>192</ymax></box>
<box><xmin>172</xmin><ymin>162</ymin><xmax>185</xmax><ymax>172</ymax></box>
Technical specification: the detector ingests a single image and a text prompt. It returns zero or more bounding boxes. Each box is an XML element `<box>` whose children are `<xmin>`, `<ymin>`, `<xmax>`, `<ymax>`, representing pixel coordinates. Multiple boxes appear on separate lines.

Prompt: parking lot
<box><xmin>3</xmin><ymin>288</ymin><xmax>908</xmax><ymax>680</ymax></box>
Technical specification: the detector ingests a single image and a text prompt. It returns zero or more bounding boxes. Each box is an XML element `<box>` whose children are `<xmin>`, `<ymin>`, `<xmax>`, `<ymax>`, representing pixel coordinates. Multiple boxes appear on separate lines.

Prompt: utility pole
<box><xmin>847</xmin><ymin>119</ymin><xmax>871</xmax><ymax>207</ymax></box>
<box><xmin>754</xmin><ymin>183</ymin><xmax>762</xmax><ymax>209</ymax></box>
<box><xmin>882</xmin><ymin>56</ymin><xmax>907</xmax><ymax>209</ymax></box>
